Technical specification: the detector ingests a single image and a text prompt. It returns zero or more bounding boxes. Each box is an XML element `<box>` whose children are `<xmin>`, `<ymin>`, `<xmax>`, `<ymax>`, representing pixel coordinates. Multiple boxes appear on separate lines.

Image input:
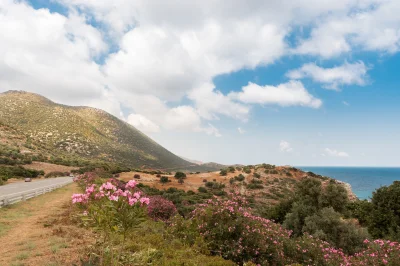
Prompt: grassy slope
<box><xmin>0</xmin><ymin>91</ymin><xmax>192</xmax><ymax>169</ymax></box>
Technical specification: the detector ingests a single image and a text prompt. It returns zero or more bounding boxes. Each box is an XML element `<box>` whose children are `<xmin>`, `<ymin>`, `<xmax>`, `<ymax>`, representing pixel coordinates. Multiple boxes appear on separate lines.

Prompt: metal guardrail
<box><xmin>0</xmin><ymin>180</ymin><xmax>73</xmax><ymax>208</ymax></box>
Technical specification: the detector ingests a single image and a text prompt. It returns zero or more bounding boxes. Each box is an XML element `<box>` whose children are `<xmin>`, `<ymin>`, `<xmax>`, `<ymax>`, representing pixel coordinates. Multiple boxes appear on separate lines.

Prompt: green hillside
<box><xmin>0</xmin><ymin>91</ymin><xmax>192</xmax><ymax>169</ymax></box>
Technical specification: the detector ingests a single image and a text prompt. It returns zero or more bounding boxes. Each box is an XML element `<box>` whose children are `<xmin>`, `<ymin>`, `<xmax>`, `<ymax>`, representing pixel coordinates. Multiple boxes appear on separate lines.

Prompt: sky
<box><xmin>1</xmin><ymin>0</ymin><xmax>400</xmax><ymax>166</ymax></box>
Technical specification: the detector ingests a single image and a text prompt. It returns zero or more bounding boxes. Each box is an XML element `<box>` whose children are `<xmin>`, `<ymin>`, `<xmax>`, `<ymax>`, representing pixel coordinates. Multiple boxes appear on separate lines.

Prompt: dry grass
<box><xmin>0</xmin><ymin>183</ymin><xmax>95</xmax><ymax>266</ymax></box>
<box><xmin>22</xmin><ymin>162</ymin><xmax>78</xmax><ymax>175</ymax></box>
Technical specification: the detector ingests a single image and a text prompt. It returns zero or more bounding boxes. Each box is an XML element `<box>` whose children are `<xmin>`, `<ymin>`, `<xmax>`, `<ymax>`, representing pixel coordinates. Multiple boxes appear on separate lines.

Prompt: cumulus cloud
<box><xmin>0</xmin><ymin>0</ymin><xmax>108</xmax><ymax>107</ymax></box>
<box><xmin>238</xmin><ymin>127</ymin><xmax>246</xmax><ymax>134</ymax></box>
<box><xmin>188</xmin><ymin>83</ymin><xmax>249</xmax><ymax>121</ymax></box>
<box><xmin>164</xmin><ymin>106</ymin><xmax>221</xmax><ymax>137</ymax></box>
<box><xmin>286</xmin><ymin>62</ymin><xmax>368</xmax><ymax>90</ymax></box>
<box><xmin>126</xmin><ymin>114</ymin><xmax>160</xmax><ymax>133</ymax></box>
<box><xmin>230</xmin><ymin>81</ymin><xmax>322</xmax><ymax>108</ymax></box>
<box><xmin>2</xmin><ymin>0</ymin><xmax>400</xmax><ymax>138</ymax></box>
<box><xmin>293</xmin><ymin>1</ymin><xmax>400</xmax><ymax>57</ymax></box>
<box><xmin>280</xmin><ymin>141</ymin><xmax>293</xmax><ymax>153</ymax></box>
<box><xmin>324</xmin><ymin>148</ymin><xmax>350</xmax><ymax>157</ymax></box>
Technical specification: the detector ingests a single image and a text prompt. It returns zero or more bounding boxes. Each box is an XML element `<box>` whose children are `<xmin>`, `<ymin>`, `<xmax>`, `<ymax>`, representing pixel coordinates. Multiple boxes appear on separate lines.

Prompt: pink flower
<box><xmin>125</xmin><ymin>180</ymin><xmax>137</xmax><ymax>189</ymax></box>
<box><xmin>140</xmin><ymin>197</ymin><xmax>150</xmax><ymax>205</ymax></box>
<box><xmin>100</xmin><ymin>182</ymin><xmax>116</xmax><ymax>192</ymax></box>
<box><xmin>133</xmin><ymin>192</ymin><xmax>141</xmax><ymax>199</ymax></box>
<box><xmin>85</xmin><ymin>184</ymin><xmax>96</xmax><ymax>195</ymax></box>
<box><xmin>71</xmin><ymin>193</ymin><xmax>89</xmax><ymax>204</ymax></box>
<box><xmin>109</xmin><ymin>195</ymin><xmax>119</xmax><ymax>201</ymax></box>
<box><xmin>128</xmin><ymin>197</ymin><xmax>138</xmax><ymax>206</ymax></box>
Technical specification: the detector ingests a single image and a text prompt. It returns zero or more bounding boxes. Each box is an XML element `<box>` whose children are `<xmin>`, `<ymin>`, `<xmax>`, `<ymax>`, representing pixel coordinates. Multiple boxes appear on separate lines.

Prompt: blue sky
<box><xmin>1</xmin><ymin>0</ymin><xmax>400</xmax><ymax>166</ymax></box>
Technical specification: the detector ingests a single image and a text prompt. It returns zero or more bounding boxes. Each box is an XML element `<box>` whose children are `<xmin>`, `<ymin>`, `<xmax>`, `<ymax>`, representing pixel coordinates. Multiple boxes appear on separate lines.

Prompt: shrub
<box><xmin>174</xmin><ymin>172</ymin><xmax>186</xmax><ymax>179</ymax></box>
<box><xmin>253</xmin><ymin>173</ymin><xmax>261</xmax><ymax>179</ymax></box>
<box><xmin>228</xmin><ymin>166</ymin><xmax>235</xmax><ymax>173</ymax></box>
<box><xmin>198</xmin><ymin>187</ymin><xmax>207</xmax><ymax>193</ymax></box>
<box><xmin>367</xmin><ymin>181</ymin><xmax>400</xmax><ymax>241</ymax></box>
<box><xmin>134</xmin><ymin>174</ymin><xmax>141</xmax><ymax>179</ymax></box>
<box><xmin>160</xmin><ymin>176</ymin><xmax>170</xmax><ymax>184</ymax></box>
<box><xmin>147</xmin><ymin>196</ymin><xmax>177</xmax><ymax>221</ymax></box>
<box><xmin>219</xmin><ymin>169</ymin><xmax>227</xmax><ymax>176</ymax></box>
<box><xmin>178</xmin><ymin>178</ymin><xmax>184</xmax><ymax>184</ymax></box>
<box><xmin>202</xmin><ymin>179</ymin><xmax>207</xmax><ymax>182</ymax></box>
<box><xmin>243</xmin><ymin>168</ymin><xmax>251</xmax><ymax>174</ymax></box>
<box><xmin>302</xmin><ymin>207</ymin><xmax>370</xmax><ymax>254</ymax></box>
<box><xmin>190</xmin><ymin>193</ymin><xmax>290</xmax><ymax>265</ymax></box>
<box><xmin>205</xmin><ymin>182</ymin><xmax>214</xmax><ymax>188</ymax></box>
<box><xmin>235</xmin><ymin>174</ymin><xmax>245</xmax><ymax>182</ymax></box>
<box><xmin>72</xmin><ymin>178</ymin><xmax>150</xmax><ymax>242</ymax></box>
<box><xmin>45</xmin><ymin>171</ymin><xmax>67</xmax><ymax>178</ymax></box>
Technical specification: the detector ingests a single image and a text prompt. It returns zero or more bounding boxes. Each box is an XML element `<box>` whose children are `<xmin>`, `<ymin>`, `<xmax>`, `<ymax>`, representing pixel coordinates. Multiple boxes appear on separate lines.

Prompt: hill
<box><xmin>0</xmin><ymin>91</ymin><xmax>192</xmax><ymax>169</ymax></box>
<box><xmin>118</xmin><ymin>163</ymin><xmax>357</xmax><ymax>205</ymax></box>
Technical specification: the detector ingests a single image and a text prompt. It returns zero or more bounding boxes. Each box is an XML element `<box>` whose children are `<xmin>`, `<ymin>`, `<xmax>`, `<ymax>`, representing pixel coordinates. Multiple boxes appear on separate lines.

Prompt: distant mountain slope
<box><xmin>0</xmin><ymin>91</ymin><xmax>192</xmax><ymax>169</ymax></box>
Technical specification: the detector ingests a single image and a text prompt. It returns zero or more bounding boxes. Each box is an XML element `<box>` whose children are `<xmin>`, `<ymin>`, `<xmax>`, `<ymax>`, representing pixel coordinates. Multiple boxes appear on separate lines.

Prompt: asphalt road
<box><xmin>0</xmin><ymin>177</ymin><xmax>74</xmax><ymax>198</ymax></box>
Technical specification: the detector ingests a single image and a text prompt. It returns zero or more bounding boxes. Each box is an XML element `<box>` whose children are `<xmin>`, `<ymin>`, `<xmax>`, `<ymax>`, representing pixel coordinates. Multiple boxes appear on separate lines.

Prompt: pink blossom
<box><xmin>125</xmin><ymin>180</ymin><xmax>137</xmax><ymax>189</ymax></box>
<box><xmin>140</xmin><ymin>197</ymin><xmax>150</xmax><ymax>205</ymax></box>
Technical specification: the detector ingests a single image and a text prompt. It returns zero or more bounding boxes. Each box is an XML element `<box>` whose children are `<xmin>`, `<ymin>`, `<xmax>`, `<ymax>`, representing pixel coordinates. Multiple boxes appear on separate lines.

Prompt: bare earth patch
<box><xmin>0</xmin><ymin>183</ymin><xmax>94</xmax><ymax>266</ymax></box>
<box><xmin>23</xmin><ymin>161</ymin><xmax>78</xmax><ymax>175</ymax></box>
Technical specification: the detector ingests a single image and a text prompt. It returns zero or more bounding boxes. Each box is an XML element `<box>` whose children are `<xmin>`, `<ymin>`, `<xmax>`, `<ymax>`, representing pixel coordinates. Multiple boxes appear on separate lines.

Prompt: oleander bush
<box><xmin>147</xmin><ymin>196</ymin><xmax>177</xmax><ymax>221</ymax></box>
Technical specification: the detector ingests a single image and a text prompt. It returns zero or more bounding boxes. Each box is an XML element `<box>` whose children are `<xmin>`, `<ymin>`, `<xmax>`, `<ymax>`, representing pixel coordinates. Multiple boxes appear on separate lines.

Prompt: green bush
<box><xmin>367</xmin><ymin>181</ymin><xmax>400</xmax><ymax>241</ymax></box>
<box><xmin>235</xmin><ymin>174</ymin><xmax>245</xmax><ymax>182</ymax></box>
<box><xmin>302</xmin><ymin>207</ymin><xmax>370</xmax><ymax>254</ymax></box>
<box><xmin>174</xmin><ymin>172</ymin><xmax>186</xmax><ymax>179</ymax></box>
<box><xmin>45</xmin><ymin>171</ymin><xmax>68</xmax><ymax>178</ymax></box>
<box><xmin>160</xmin><ymin>176</ymin><xmax>170</xmax><ymax>184</ymax></box>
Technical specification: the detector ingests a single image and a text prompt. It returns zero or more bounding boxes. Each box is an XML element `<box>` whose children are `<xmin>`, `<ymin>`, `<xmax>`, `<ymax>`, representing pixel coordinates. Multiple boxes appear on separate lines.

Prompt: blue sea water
<box><xmin>297</xmin><ymin>167</ymin><xmax>400</xmax><ymax>200</ymax></box>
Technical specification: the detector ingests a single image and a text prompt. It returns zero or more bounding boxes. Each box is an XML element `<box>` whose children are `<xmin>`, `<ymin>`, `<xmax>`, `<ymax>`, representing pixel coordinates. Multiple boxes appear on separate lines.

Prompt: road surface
<box><xmin>0</xmin><ymin>177</ymin><xmax>73</xmax><ymax>199</ymax></box>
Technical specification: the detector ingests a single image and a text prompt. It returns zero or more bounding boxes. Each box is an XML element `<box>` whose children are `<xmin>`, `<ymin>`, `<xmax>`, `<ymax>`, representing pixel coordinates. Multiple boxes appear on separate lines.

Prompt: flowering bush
<box><xmin>147</xmin><ymin>196</ymin><xmax>177</xmax><ymax>221</ymax></box>
<box><xmin>72</xmin><ymin>177</ymin><xmax>150</xmax><ymax>242</ymax></box>
<box><xmin>190</xmin><ymin>193</ymin><xmax>290</xmax><ymax>265</ymax></box>
<box><xmin>174</xmin><ymin>192</ymin><xmax>400</xmax><ymax>266</ymax></box>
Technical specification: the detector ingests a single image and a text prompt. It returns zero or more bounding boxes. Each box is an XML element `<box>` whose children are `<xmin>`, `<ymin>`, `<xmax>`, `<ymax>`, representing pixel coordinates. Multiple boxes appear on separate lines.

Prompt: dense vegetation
<box><xmin>71</xmin><ymin>173</ymin><xmax>400</xmax><ymax>265</ymax></box>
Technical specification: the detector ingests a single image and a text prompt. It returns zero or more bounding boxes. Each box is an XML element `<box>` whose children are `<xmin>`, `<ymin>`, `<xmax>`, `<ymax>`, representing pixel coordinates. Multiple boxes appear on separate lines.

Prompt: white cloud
<box><xmin>324</xmin><ymin>148</ymin><xmax>350</xmax><ymax>157</ymax></box>
<box><xmin>293</xmin><ymin>1</ymin><xmax>400</xmax><ymax>57</ymax></box>
<box><xmin>230</xmin><ymin>81</ymin><xmax>322</xmax><ymax>108</ymax></box>
<box><xmin>286</xmin><ymin>62</ymin><xmax>368</xmax><ymax>90</ymax></box>
<box><xmin>188</xmin><ymin>83</ymin><xmax>249</xmax><ymax>121</ymax></box>
<box><xmin>2</xmin><ymin>0</ymin><xmax>400</xmax><ymax>139</ymax></box>
<box><xmin>280</xmin><ymin>141</ymin><xmax>293</xmax><ymax>153</ymax></box>
<box><xmin>0</xmin><ymin>0</ymin><xmax>112</xmax><ymax>110</ymax></box>
<box><xmin>126</xmin><ymin>114</ymin><xmax>160</xmax><ymax>133</ymax></box>
<box><xmin>238</xmin><ymin>127</ymin><xmax>246</xmax><ymax>134</ymax></box>
<box><xmin>343</xmin><ymin>101</ymin><xmax>350</xmax><ymax>106</ymax></box>
<box><xmin>164</xmin><ymin>106</ymin><xmax>221</xmax><ymax>137</ymax></box>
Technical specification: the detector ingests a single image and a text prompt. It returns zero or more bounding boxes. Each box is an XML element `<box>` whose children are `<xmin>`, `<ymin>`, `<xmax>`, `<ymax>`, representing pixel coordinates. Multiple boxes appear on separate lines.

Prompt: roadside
<box><xmin>0</xmin><ymin>183</ymin><xmax>94</xmax><ymax>266</ymax></box>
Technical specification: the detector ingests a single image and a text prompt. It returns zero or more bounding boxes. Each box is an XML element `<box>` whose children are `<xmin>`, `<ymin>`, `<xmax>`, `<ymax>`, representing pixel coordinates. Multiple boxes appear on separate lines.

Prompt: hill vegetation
<box><xmin>70</xmin><ymin>172</ymin><xmax>400</xmax><ymax>265</ymax></box>
<box><xmin>0</xmin><ymin>91</ymin><xmax>192</xmax><ymax>170</ymax></box>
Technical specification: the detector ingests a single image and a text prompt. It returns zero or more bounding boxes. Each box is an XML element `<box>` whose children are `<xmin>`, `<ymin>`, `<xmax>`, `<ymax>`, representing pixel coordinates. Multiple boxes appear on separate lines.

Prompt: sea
<box><xmin>297</xmin><ymin>167</ymin><xmax>400</xmax><ymax>200</ymax></box>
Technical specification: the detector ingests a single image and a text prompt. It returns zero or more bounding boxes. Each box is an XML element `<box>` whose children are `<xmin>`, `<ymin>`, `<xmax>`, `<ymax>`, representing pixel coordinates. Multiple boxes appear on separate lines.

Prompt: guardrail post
<box><xmin>4</xmin><ymin>197</ymin><xmax>9</xmax><ymax>206</ymax></box>
<box><xmin>22</xmin><ymin>194</ymin><xmax>26</xmax><ymax>201</ymax></box>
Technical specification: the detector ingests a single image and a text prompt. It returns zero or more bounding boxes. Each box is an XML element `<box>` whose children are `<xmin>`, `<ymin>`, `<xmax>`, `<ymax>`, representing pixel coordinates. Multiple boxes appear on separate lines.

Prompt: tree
<box><xmin>219</xmin><ymin>169</ymin><xmax>227</xmax><ymax>176</ymax></box>
<box><xmin>303</xmin><ymin>207</ymin><xmax>370</xmax><ymax>254</ymax></box>
<box><xmin>178</xmin><ymin>178</ymin><xmax>184</xmax><ymax>184</ymax></box>
<box><xmin>367</xmin><ymin>181</ymin><xmax>400</xmax><ymax>241</ymax></box>
<box><xmin>174</xmin><ymin>172</ymin><xmax>186</xmax><ymax>179</ymax></box>
<box><xmin>320</xmin><ymin>180</ymin><xmax>349</xmax><ymax>213</ymax></box>
<box><xmin>160</xmin><ymin>176</ymin><xmax>170</xmax><ymax>185</ymax></box>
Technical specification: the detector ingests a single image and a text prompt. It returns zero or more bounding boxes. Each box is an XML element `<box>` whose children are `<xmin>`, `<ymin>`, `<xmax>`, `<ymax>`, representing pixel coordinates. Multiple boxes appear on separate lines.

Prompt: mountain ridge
<box><xmin>0</xmin><ymin>90</ymin><xmax>192</xmax><ymax>169</ymax></box>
